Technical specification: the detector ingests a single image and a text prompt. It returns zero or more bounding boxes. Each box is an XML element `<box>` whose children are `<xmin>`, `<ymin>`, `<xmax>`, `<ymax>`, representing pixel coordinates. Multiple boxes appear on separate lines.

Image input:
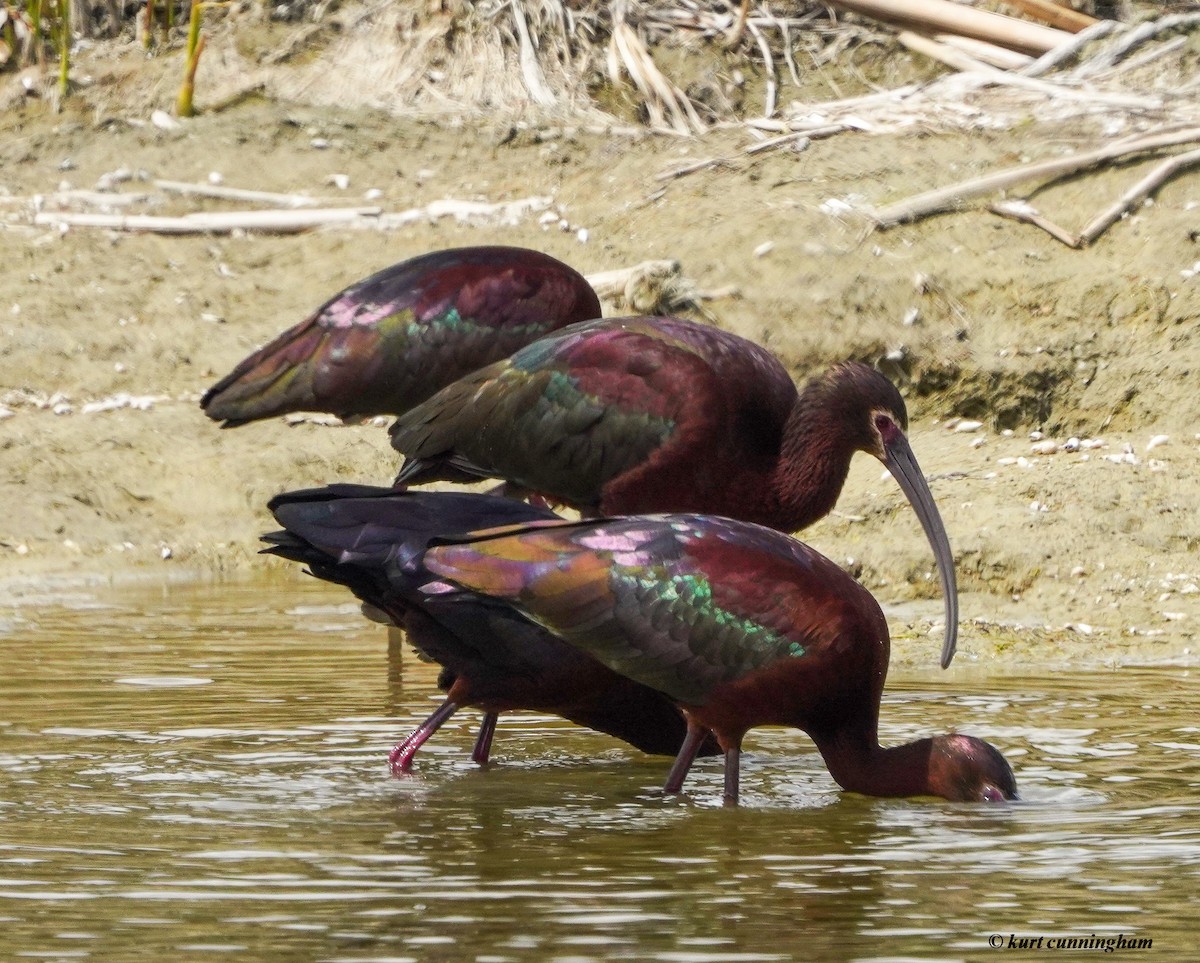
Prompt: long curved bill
<box><xmin>882</xmin><ymin>435</ymin><xmax>959</xmax><ymax>669</ymax></box>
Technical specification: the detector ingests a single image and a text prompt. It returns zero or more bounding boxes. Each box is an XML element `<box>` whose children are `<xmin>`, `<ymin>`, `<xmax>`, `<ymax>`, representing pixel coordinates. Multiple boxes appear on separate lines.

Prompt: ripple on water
<box><xmin>0</xmin><ymin>577</ymin><xmax>1196</xmax><ymax>958</ymax></box>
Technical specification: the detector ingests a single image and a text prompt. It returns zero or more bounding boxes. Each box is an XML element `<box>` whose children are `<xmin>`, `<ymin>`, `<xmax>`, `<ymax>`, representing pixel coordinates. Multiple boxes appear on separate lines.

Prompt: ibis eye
<box><xmin>874</xmin><ymin>413</ymin><xmax>894</xmax><ymax>439</ymax></box>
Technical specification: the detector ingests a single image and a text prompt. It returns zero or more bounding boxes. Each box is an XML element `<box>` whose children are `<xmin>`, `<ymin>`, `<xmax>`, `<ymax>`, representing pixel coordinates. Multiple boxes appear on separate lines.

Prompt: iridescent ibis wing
<box><xmin>391</xmin><ymin>316</ymin><xmax>797</xmax><ymax>514</ymax></box>
<box><xmin>424</xmin><ymin>515</ymin><xmax>1017</xmax><ymax>803</ymax></box>
<box><xmin>392</xmin><ymin>316</ymin><xmax>959</xmax><ymax>668</ymax></box>
<box><xmin>202</xmin><ymin>246</ymin><xmax>601</xmax><ymax>426</ymax></box>
<box><xmin>261</xmin><ymin>485</ymin><xmax>716</xmax><ymax>766</ymax></box>
<box><xmin>423</xmin><ymin>514</ymin><xmax>876</xmax><ymax>711</ymax></box>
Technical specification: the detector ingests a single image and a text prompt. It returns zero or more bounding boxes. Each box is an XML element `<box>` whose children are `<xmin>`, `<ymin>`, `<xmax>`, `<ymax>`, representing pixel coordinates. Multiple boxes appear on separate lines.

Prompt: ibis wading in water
<box><xmin>420</xmin><ymin>508</ymin><xmax>1017</xmax><ymax>804</ymax></box>
<box><xmin>261</xmin><ymin>485</ymin><xmax>719</xmax><ymax>772</ymax></box>
<box><xmin>390</xmin><ymin>315</ymin><xmax>961</xmax><ymax>668</ymax></box>
<box><xmin>202</xmin><ymin>246</ymin><xmax>602</xmax><ymax>426</ymax></box>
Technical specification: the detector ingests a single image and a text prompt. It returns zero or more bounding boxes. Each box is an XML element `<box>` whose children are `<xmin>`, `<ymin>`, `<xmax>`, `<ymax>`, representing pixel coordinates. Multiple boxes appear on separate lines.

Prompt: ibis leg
<box><xmin>662</xmin><ymin>722</ymin><xmax>709</xmax><ymax>794</ymax></box>
<box><xmin>722</xmin><ymin>746</ymin><xmax>741</xmax><ymax>805</ymax></box>
<box><xmin>471</xmin><ymin>711</ymin><xmax>500</xmax><ymax>766</ymax></box>
<box><xmin>389</xmin><ymin>700</ymin><xmax>460</xmax><ymax>775</ymax></box>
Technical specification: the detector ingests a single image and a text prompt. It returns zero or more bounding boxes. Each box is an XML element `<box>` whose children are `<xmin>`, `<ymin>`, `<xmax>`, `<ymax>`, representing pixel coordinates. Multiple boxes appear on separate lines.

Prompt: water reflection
<box><xmin>0</xmin><ymin>573</ymin><xmax>1197</xmax><ymax>960</ymax></box>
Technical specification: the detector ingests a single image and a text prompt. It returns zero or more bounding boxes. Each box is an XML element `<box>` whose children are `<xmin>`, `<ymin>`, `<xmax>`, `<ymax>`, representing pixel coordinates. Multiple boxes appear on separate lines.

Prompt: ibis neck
<box><xmin>772</xmin><ymin>401</ymin><xmax>858</xmax><ymax>532</ymax></box>
<box><xmin>812</xmin><ymin>730</ymin><xmax>938</xmax><ymax>799</ymax></box>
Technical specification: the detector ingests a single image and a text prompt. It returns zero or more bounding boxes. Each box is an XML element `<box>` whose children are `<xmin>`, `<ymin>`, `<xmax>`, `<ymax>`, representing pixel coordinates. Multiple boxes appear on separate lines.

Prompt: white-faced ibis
<box><xmin>261</xmin><ymin>484</ymin><xmax>719</xmax><ymax>772</ymax></box>
<box><xmin>201</xmin><ymin>246</ymin><xmax>602</xmax><ymax>426</ymax></box>
<box><xmin>390</xmin><ymin>315</ymin><xmax>961</xmax><ymax>668</ymax></box>
<box><xmin>422</xmin><ymin>511</ymin><xmax>1017</xmax><ymax>804</ymax></box>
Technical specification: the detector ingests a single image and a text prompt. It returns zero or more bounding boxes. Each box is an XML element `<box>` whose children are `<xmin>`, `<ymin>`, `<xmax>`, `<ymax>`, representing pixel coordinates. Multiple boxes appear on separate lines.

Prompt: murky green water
<box><xmin>1</xmin><ymin>573</ymin><xmax>1197</xmax><ymax>961</ymax></box>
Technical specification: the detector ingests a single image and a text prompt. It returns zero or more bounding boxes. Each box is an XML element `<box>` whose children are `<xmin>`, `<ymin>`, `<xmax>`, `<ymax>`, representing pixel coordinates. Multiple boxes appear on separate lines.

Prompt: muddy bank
<box><xmin>2</xmin><ymin>34</ymin><xmax>1199</xmax><ymax>666</ymax></box>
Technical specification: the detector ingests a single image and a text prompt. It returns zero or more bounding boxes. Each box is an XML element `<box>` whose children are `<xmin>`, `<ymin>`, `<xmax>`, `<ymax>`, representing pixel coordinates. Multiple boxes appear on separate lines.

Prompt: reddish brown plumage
<box><xmin>392</xmin><ymin>316</ymin><xmax>960</xmax><ymax>668</ymax></box>
<box><xmin>202</xmin><ymin>246</ymin><xmax>601</xmax><ymax>426</ymax></box>
<box><xmin>261</xmin><ymin>485</ymin><xmax>719</xmax><ymax>771</ymax></box>
<box><xmin>423</xmin><ymin>512</ymin><xmax>1016</xmax><ymax>804</ymax></box>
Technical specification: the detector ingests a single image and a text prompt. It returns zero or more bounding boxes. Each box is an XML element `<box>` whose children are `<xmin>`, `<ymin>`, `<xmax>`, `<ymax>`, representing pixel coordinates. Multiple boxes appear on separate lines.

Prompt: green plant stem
<box><xmin>57</xmin><ymin>0</ymin><xmax>69</xmax><ymax>99</ymax></box>
<box><xmin>177</xmin><ymin>1</ymin><xmax>204</xmax><ymax>117</ymax></box>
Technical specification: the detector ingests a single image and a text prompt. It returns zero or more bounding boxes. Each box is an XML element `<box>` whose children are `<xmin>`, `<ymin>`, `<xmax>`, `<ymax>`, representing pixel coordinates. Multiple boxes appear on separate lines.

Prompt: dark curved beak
<box><xmin>881</xmin><ymin>435</ymin><xmax>959</xmax><ymax>669</ymax></box>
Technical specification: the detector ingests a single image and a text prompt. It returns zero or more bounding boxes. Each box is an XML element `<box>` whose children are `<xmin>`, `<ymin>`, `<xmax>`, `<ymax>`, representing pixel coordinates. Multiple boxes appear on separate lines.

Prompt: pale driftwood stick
<box><xmin>935</xmin><ymin>33</ymin><xmax>1033</xmax><ymax>71</ymax></box>
<box><xmin>743</xmin><ymin>118</ymin><xmax>854</xmax><ymax>135</ymax></box>
<box><xmin>899</xmin><ymin>31</ymin><xmax>1009</xmax><ymax>73</ymax></box>
<box><xmin>745</xmin><ymin>19</ymin><xmax>777</xmax><ymax>118</ymax></box>
<box><xmin>743</xmin><ymin>131</ymin><xmax>811</xmax><ymax>155</ymax></box>
<box><xmin>1000</xmin><ymin>0</ymin><xmax>1096</xmax><ymax>33</ymax></box>
<box><xmin>743</xmin><ymin>124</ymin><xmax>848</xmax><ymax>154</ymax></box>
<box><xmin>773</xmin><ymin>12</ymin><xmax>802</xmax><ymax>87</ymax></box>
<box><xmin>33</xmin><ymin>207</ymin><xmax>382</xmax><ymax>234</ymax></box>
<box><xmin>45</xmin><ymin>190</ymin><xmax>156</xmax><ymax>208</ymax></box>
<box><xmin>749</xmin><ymin>84</ymin><xmax>923</xmax><ymax>123</ymax></box>
<box><xmin>898</xmin><ymin>31</ymin><xmax>1159</xmax><ymax>108</ymax></box>
<box><xmin>657</xmin><ymin>122</ymin><xmax>849</xmax><ymax>179</ymax></box>
<box><xmin>1107</xmin><ymin>34</ymin><xmax>1188</xmax><ymax>79</ymax></box>
<box><xmin>990</xmin><ymin>200</ymin><xmax>1081</xmax><ymax>247</ymax></box>
<box><xmin>1077</xmin><ymin>146</ymin><xmax>1200</xmax><ymax>247</ymax></box>
<box><xmin>828</xmin><ymin>0</ymin><xmax>1070</xmax><ymax>55</ymax></box>
<box><xmin>655</xmin><ymin>156</ymin><xmax>733</xmax><ymax>181</ymax></box>
<box><xmin>990</xmin><ymin>147</ymin><xmax>1200</xmax><ymax>248</ymax></box>
<box><xmin>360</xmin><ymin>196</ymin><xmax>554</xmax><ymax>230</ymax></box>
<box><xmin>1072</xmin><ymin>13</ymin><xmax>1200</xmax><ymax>78</ymax></box>
<box><xmin>154</xmin><ymin>180</ymin><xmax>319</xmax><ymax>208</ymax></box>
<box><xmin>871</xmin><ymin>127</ymin><xmax>1200</xmax><ymax>228</ymax></box>
<box><xmin>1020</xmin><ymin>19</ymin><xmax>1123</xmax><ymax>76</ymax></box>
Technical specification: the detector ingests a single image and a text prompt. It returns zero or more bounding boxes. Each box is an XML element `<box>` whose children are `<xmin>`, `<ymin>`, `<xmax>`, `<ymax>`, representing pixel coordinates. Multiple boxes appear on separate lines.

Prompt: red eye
<box><xmin>874</xmin><ymin>413</ymin><xmax>898</xmax><ymax>443</ymax></box>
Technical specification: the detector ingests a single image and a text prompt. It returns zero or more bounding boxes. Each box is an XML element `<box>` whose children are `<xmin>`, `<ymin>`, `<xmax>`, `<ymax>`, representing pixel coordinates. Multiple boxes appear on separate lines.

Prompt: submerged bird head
<box><xmin>928</xmin><ymin>733</ymin><xmax>1019</xmax><ymax>802</ymax></box>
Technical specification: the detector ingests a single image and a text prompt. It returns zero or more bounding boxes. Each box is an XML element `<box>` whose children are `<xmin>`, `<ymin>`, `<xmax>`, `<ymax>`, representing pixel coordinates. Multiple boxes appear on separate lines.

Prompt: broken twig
<box><xmin>34</xmin><ymin>207</ymin><xmax>382</xmax><ymax>234</ymax></box>
<box><xmin>1076</xmin><ymin>145</ymin><xmax>1200</xmax><ymax>247</ymax></box>
<box><xmin>871</xmin><ymin>127</ymin><xmax>1200</xmax><ymax>228</ymax></box>
<box><xmin>992</xmin><ymin>146</ymin><xmax>1200</xmax><ymax>248</ymax></box>
<box><xmin>154</xmin><ymin>180</ymin><xmax>320</xmax><ymax>208</ymax></box>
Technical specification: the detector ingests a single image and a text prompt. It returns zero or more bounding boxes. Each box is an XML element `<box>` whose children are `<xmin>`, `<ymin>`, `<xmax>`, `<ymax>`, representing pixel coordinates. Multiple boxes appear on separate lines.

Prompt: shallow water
<box><xmin>1</xmin><ymin>574</ymin><xmax>1197</xmax><ymax>961</ymax></box>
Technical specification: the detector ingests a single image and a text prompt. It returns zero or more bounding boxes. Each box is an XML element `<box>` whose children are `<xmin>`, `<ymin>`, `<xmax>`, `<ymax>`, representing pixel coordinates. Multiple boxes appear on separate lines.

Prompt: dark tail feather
<box><xmin>265</xmin><ymin>485</ymin><xmax>560</xmax><ymax>569</ymax></box>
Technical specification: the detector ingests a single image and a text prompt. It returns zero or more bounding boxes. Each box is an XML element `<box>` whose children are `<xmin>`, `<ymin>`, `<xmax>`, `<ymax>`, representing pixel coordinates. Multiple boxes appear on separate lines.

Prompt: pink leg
<box><xmin>389</xmin><ymin>700</ymin><xmax>459</xmax><ymax>775</ymax></box>
<box><xmin>471</xmin><ymin>711</ymin><xmax>500</xmax><ymax>766</ymax></box>
<box><xmin>722</xmin><ymin>746</ymin><xmax>741</xmax><ymax>806</ymax></box>
<box><xmin>662</xmin><ymin>722</ymin><xmax>710</xmax><ymax>794</ymax></box>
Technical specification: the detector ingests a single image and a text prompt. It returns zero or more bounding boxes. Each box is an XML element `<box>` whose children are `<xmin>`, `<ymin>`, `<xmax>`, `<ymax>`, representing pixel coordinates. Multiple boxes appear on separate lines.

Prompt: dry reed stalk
<box><xmin>609</xmin><ymin>12</ymin><xmax>704</xmax><ymax>135</ymax></box>
<box><xmin>274</xmin><ymin>2</ymin><xmax>602</xmax><ymax>121</ymax></box>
